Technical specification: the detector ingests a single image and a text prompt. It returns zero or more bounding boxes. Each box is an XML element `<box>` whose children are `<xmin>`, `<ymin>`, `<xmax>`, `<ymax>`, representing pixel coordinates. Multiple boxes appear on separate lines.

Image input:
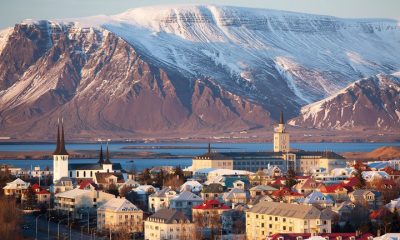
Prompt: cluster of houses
<box><xmin>1</xmin><ymin>117</ymin><xmax>400</xmax><ymax>240</ymax></box>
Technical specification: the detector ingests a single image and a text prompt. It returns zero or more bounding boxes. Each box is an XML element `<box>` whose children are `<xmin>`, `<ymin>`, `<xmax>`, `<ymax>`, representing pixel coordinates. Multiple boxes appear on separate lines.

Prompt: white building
<box><xmin>170</xmin><ymin>191</ymin><xmax>203</xmax><ymax>216</ymax></box>
<box><xmin>97</xmin><ymin>197</ymin><xmax>144</xmax><ymax>233</ymax></box>
<box><xmin>54</xmin><ymin>188</ymin><xmax>114</xmax><ymax>218</ymax></box>
<box><xmin>3</xmin><ymin>178</ymin><xmax>30</xmax><ymax>197</ymax></box>
<box><xmin>148</xmin><ymin>187</ymin><xmax>177</xmax><ymax>212</ymax></box>
<box><xmin>51</xmin><ymin>121</ymin><xmax>123</xmax><ymax>184</ymax></box>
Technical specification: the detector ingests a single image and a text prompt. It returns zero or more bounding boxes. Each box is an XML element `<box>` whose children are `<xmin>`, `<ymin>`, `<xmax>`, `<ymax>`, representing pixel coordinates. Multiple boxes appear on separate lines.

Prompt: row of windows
<box><xmin>234</xmin><ymin>161</ymin><xmax>283</xmax><ymax>166</ymax></box>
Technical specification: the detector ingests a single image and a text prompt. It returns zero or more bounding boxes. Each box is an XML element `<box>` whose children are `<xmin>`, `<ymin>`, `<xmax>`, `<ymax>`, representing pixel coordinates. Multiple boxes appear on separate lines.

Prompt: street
<box><xmin>21</xmin><ymin>214</ymin><xmax>103</xmax><ymax>240</ymax></box>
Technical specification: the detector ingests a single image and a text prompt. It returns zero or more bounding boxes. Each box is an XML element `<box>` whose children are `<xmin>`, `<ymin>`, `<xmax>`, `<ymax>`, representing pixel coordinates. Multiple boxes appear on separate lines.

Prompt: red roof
<box><xmin>193</xmin><ymin>199</ymin><xmax>230</xmax><ymax>210</ymax></box>
<box><xmin>78</xmin><ymin>180</ymin><xmax>98</xmax><ymax>190</ymax></box>
<box><xmin>270</xmin><ymin>233</ymin><xmax>373</xmax><ymax>240</ymax></box>
<box><xmin>320</xmin><ymin>184</ymin><xmax>352</xmax><ymax>194</ymax></box>
<box><xmin>31</xmin><ymin>183</ymin><xmax>40</xmax><ymax>191</ymax></box>
<box><xmin>370</xmin><ymin>208</ymin><xmax>391</xmax><ymax>219</ymax></box>
<box><xmin>341</xmin><ymin>177</ymin><xmax>360</xmax><ymax>188</ymax></box>
<box><xmin>36</xmin><ymin>189</ymin><xmax>50</xmax><ymax>195</ymax></box>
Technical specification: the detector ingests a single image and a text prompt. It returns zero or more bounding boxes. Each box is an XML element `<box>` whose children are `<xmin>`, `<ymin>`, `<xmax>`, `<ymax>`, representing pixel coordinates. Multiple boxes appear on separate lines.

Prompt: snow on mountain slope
<box><xmin>0</xmin><ymin>27</ymin><xmax>12</xmax><ymax>55</ymax></box>
<box><xmin>95</xmin><ymin>5</ymin><xmax>400</xmax><ymax>108</ymax></box>
<box><xmin>0</xmin><ymin>5</ymin><xmax>399</xmax><ymax>138</ymax></box>
<box><xmin>7</xmin><ymin>5</ymin><xmax>400</xmax><ymax>116</ymax></box>
<box><xmin>289</xmin><ymin>73</ymin><xmax>400</xmax><ymax>130</ymax></box>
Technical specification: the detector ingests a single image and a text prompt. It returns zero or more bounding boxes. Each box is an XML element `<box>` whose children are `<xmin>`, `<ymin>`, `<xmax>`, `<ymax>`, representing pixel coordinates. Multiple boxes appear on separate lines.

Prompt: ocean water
<box><xmin>0</xmin><ymin>142</ymin><xmax>399</xmax><ymax>170</ymax></box>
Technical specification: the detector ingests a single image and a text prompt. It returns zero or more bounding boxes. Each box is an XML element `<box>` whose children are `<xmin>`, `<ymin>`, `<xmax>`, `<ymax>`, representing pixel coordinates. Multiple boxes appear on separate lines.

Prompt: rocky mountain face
<box><xmin>0</xmin><ymin>5</ymin><xmax>399</xmax><ymax>139</ymax></box>
<box><xmin>0</xmin><ymin>21</ymin><xmax>270</xmax><ymax>139</ymax></box>
<box><xmin>289</xmin><ymin>74</ymin><xmax>400</xmax><ymax>130</ymax></box>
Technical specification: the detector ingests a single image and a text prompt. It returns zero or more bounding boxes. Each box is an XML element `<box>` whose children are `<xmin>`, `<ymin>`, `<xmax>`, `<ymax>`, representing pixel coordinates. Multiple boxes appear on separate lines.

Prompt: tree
<box><xmin>24</xmin><ymin>185</ymin><xmax>36</xmax><ymax>210</ymax></box>
<box><xmin>0</xmin><ymin>196</ymin><xmax>22</xmax><ymax>240</ymax></box>
<box><xmin>174</xmin><ymin>166</ymin><xmax>184</xmax><ymax>180</ymax></box>
<box><xmin>353</xmin><ymin>165</ymin><xmax>366</xmax><ymax>189</ymax></box>
<box><xmin>285</xmin><ymin>168</ymin><xmax>297</xmax><ymax>188</ymax></box>
<box><xmin>119</xmin><ymin>185</ymin><xmax>133</xmax><ymax>198</ymax></box>
<box><xmin>163</xmin><ymin>174</ymin><xmax>184</xmax><ymax>190</ymax></box>
<box><xmin>140</xmin><ymin>168</ymin><xmax>151</xmax><ymax>185</ymax></box>
<box><xmin>106</xmin><ymin>184</ymin><xmax>120</xmax><ymax>197</ymax></box>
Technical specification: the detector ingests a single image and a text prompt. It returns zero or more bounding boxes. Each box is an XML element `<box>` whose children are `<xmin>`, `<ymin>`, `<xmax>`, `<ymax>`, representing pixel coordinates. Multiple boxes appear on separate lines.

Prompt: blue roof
<box><xmin>224</xmin><ymin>176</ymin><xmax>250</xmax><ymax>188</ymax></box>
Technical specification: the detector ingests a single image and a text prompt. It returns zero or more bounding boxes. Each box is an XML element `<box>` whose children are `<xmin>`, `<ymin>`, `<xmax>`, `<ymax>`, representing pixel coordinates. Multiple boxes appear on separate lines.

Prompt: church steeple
<box><xmin>98</xmin><ymin>144</ymin><xmax>104</xmax><ymax>164</ymax></box>
<box><xmin>104</xmin><ymin>142</ymin><xmax>112</xmax><ymax>164</ymax></box>
<box><xmin>53</xmin><ymin>119</ymin><xmax>61</xmax><ymax>155</ymax></box>
<box><xmin>53</xmin><ymin>118</ymin><xmax>69</xmax><ymax>155</ymax></box>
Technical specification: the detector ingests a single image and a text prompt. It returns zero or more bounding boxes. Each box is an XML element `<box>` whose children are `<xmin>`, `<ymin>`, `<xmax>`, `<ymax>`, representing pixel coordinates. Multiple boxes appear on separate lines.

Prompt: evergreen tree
<box><xmin>174</xmin><ymin>166</ymin><xmax>184</xmax><ymax>179</ymax></box>
<box><xmin>140</xmin><ymin>168</ymin><xmax>151</xmax><ymax>185</ymax></box>
<box><xmin>354</xmin><ymin>165</ymin><xmax>366</xmax><ymax>189</ymax></box>
<box><xmin>285</xmin><ymin>168</ymin><xmax>297</xmax><ymax>188</ymax></box>
<box><xmin>24</xmin><ymin>185</ymin><xmax>36</xmax><ymax>210</ymax></box>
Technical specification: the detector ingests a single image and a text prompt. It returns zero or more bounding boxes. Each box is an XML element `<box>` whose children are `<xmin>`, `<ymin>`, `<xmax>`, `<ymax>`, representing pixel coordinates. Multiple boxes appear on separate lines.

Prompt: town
<box><xmin>1</xmin><ymin>114</ymin><xmax>399</xmax><ymax>240</ymax></box>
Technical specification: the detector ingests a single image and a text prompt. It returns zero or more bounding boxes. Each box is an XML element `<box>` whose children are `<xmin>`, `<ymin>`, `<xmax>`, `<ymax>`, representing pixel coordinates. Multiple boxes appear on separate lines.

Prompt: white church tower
<box><xmin>273</xmin><ymin>111</ymin><xmax>290</xmax><ymax>152</ymax></box>
<box><xmin>53</xmin><ymin>119</ymin><xmax>69</xmax><ymax>183</ymax></box>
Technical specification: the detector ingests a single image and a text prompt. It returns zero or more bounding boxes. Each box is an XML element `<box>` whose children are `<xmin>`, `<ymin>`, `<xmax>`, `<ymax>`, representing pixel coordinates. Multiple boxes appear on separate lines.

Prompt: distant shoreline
<box><xmin>0</xmin><ymin>150</ymin><xmax>191</xmax><ymax>160</ymax></box>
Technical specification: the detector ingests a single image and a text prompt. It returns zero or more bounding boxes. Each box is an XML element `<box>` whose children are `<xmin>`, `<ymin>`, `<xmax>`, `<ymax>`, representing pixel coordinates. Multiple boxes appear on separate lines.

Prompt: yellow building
<box><xmin>246</xmin><ymin>202</ymin><xmax>333</xmax><ymax>239</ymax></box>
<box><xmin>97</xmin><ymin>197</ymin><xmax>144</xmax><ymax>233</ymax></box>
<box><xmin>144</xmin><ymin>209</ymin><xmax>195</xmax><ymax>240</ymax></box>
<box><xmin>274</xmin><ymin>111</ymin><xmax>289</xmax><ymax>152</ymax></box>
<box><xmin>191</xmin><ymin>111</ymin><xmax>346</xmax><ymax>173</ymax></box>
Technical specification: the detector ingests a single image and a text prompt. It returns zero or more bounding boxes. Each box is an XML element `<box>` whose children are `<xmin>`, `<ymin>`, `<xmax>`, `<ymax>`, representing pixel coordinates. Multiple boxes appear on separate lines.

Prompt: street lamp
<box><xmin>35</xmin><ymin>214</ymin><xmax>45</xmax><ymax>240</ymax></box>
<box><xmin>57</xmin><ymin>218</ymin><xmax>68</xmax><ymax>239</ymax></box>
<box><xmin>69</xmin><ymin>223</ymin><xmax>72</xmax><ymax>240</ymax></box>
<box><xmin>80</xmin><ymin>226</ymin><xmax>84</xmax><ymax>239</ymax></box>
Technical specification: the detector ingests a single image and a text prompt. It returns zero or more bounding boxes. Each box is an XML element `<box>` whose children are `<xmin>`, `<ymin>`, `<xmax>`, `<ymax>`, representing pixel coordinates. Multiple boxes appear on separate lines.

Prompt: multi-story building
<box><xmin>144</xmin><ymin>209</ymin><xmax>195</xmax><ymax>240</ymax></box>
<box><xmin>169</xmin><ymin>191</ymin><xmax>203</xmax><ymax>217</ymax></box>
<box><xmin>191</xmin><ymin>112</ymin><xmax>346</xmax><ymax>173</ymax></box>
<box><xmin>2</xmin><ymin>178</ymin><xmax>30</xmax><ymax>197</ymax></box>
<box><xmin>97</xmin><ymin>197</ymin><xmax>144</xmax><ymax>233</ymax></box>
<box><xmin>246</xmin><ymin>202</ymin><xmax>333</xmax><ymax>239</ymax></box>
<box><xmin>148</xmin><ymin>187</ymin><xmax>177</xmax><ymax>212</ymax></box>
<box><xmin>54</xmin><ymin>188</ymin><xmax>114</xmax><ymax>218</ymax></box>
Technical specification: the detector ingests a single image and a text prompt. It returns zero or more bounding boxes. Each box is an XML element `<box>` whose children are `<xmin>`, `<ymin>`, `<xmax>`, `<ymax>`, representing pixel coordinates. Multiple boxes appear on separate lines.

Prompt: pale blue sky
<box><xmin>1</xmin><ymin>0</ymin><xmax>399</xmax><ymax>29</ymax></box>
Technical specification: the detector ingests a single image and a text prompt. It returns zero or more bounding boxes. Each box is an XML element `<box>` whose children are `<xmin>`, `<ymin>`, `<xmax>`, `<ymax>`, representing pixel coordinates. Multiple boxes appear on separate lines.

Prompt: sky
<box><xmin>1</xmin><ymin>0</ymin><xmax>399</xmax><ymax>29</ymax></box>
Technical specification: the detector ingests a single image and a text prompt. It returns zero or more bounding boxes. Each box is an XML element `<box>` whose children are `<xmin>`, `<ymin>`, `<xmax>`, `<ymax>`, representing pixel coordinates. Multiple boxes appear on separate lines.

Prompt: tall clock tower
<box><xmin>273</xmin><ymin>111</ymin><xmax>290</xmax><ymax>152</ymax></box>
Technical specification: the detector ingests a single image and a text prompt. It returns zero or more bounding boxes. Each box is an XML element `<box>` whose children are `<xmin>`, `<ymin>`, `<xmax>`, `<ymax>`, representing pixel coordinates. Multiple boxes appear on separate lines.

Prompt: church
<box><xmin>52</xmin><ymin>120</ymin><xmax>122</xmax><ymax>184</ymax></box>
<box><xmin>191</xmin><ymin>112</ymin><xmax>347</xmax><ymax>174</ymax></box>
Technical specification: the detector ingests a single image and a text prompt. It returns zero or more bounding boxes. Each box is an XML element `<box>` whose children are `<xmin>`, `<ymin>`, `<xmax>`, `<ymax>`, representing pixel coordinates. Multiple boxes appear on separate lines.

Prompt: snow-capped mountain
<box><xmin>0</xmin><ymin>5</ymin><xmax>399</xmax><ymax>138</ymax></box>
<box><xmin>289</xmin><ymin>73</ymin><xmax>400</xmax><ymax>130</ymax></box>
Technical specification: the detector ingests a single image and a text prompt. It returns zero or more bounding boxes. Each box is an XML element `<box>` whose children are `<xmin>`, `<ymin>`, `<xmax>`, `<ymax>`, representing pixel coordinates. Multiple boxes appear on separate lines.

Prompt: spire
<box><xmin>279</xmin><ymin>111</ymin><xmax>284</xmax><ymax>125</ymax></box>
<box><xmin>53</xmin><ymin>118</ymin><xmax>69</xmax><ymax>155</ymax></box>
<box><xmin>98</xmin><ymin>144</ymin><xmax>104</xmax><ymax>164</ymax></box>
<box><xmin>208</xmin><ymin>142</ymin><xmax>211</xmax><ymax>154</ymax></box>
<box><xmin>53</xmin><ymin>118</ymin><xmax>61</xmax><ymax>155</ymax></box>
<box><xmin>58</xmin><ymin>118</ymin><xmax>69</xmax><ymax>155</ymax></box>
<box><xmin>104</xmin><ymin>141</ymin><xmax>112</xmax><ymax>164</ymax></box>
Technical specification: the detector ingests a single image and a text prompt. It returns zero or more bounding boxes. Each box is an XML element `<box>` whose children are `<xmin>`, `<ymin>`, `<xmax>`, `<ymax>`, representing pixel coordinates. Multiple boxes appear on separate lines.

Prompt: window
<box><xmin>77</xmin><ymin>171</ymin><xmax>79</xmax><ymax>177</ymax></box>
<box><xmin>84</xmin><ymin>171</ymin><xmax>86</xmax><ymax>177</ymax></box>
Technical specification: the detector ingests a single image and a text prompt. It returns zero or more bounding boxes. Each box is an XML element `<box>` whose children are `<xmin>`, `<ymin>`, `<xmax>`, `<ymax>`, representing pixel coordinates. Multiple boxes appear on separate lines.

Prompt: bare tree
<box><xmin>0</xmin><ymin>196</ymin><xmax>22</xmax><ymax>240</ymax></box>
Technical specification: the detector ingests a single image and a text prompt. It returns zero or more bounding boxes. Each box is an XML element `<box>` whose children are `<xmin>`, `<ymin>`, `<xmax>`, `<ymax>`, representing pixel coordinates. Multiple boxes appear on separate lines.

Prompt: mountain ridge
<box><xmin>0</xmin><ymin>5</ymin><xmax>399</xmax><ymax>139</ymax></box>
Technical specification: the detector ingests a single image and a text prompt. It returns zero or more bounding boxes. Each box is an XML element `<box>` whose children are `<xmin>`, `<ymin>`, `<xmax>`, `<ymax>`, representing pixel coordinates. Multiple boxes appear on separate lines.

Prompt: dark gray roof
<box><xmin>195</xmin><ymin>150</ymin><xmax>344</xmax><ymax>160</ymax></box>
<box><xmin>68</xmin><ymin>163</ymin><xmax>122</xmax><ymax>171</ymax></box>
<box><xmin>69</xmin><ymin>163</ymin><xmax>103</xmax><ymax>170</ymax></box>
<box><xmin>202</xmin><ymin>183</ymin><xmax>225</xmax><ymax>193</ymax></box>
<box><xmin>147</xmin><ymin>209</ymin><xmax>190</xmax><ymax>224</ymax></box>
